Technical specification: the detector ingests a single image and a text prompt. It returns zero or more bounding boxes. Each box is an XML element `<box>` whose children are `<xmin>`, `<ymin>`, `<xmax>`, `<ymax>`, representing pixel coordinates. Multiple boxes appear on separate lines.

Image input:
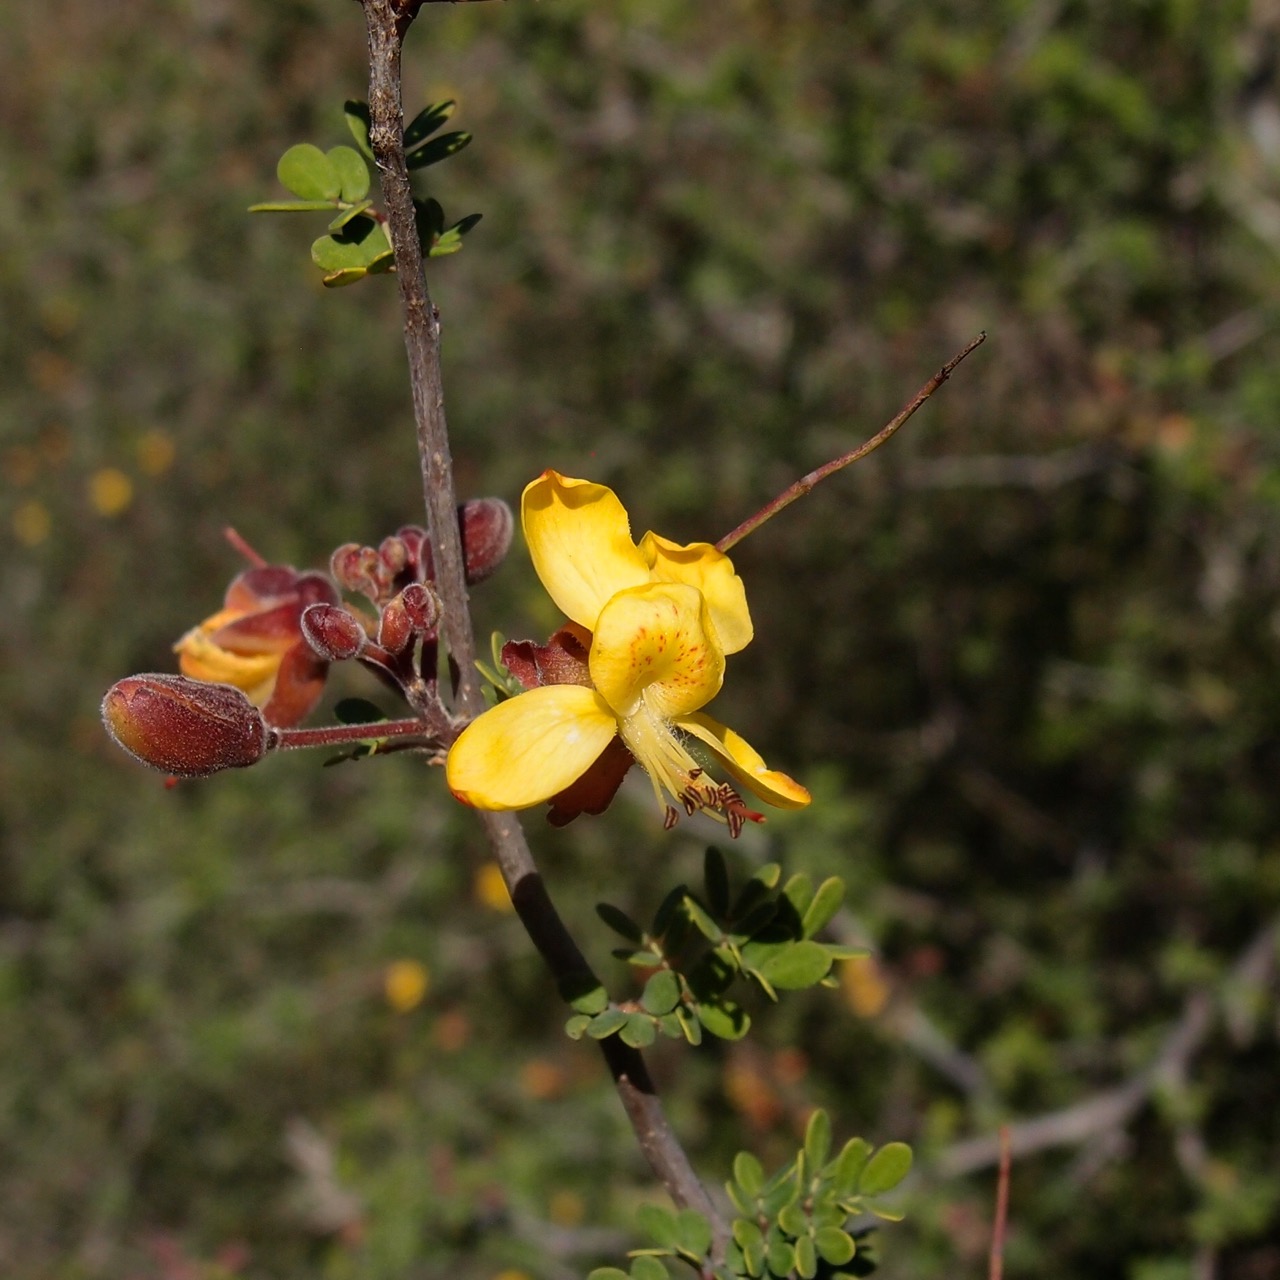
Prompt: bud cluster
<box><xmin>102</xmin><ymin>497</ymin><xmax>514</xmax><ymax>778</ymax></box>
<box><xmin>310</xmin><ymin>498</ymin><xmax>512</xmax><ymax>714</ymax></box>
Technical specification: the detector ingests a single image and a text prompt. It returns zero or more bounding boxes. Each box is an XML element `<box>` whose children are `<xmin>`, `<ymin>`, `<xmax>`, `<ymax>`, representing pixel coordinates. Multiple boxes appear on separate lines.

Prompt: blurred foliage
<box><xmin>4</xmin><ymin>0</ymin><xmax>1280</xmax><ymax>1277</ymax></box>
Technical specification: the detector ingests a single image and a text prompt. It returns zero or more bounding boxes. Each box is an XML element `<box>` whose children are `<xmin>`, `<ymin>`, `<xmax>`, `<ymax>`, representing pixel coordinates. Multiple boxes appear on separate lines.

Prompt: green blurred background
<box><xmin>3</xmin><ymin>0</ymin><xmax>1280</xmax><ymax>1276</ymax></box>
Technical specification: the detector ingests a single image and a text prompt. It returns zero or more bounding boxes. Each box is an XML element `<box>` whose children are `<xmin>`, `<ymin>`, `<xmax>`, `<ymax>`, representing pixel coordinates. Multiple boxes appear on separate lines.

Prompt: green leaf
<box><xmin>804</xmin><ymin>1109</ymin><xmax>832</xmax><ymax>1171</ymax></box>
<box><xmin>429</xmin><ymin>213</ymin><xmax>483</xmax><ymax>258</ymax></box>
<box><xmin>777</xmin><ymin>1202</ymin><xmax>808</xmax><ymax>1237</ymax></box>
<box><xmin>310</xmin><ymin>218</ymin><xmax>393</xmax><ymax>278</ymax></box>
<box><xmin>802</xmin><ymin>877</ymin><xmax>846</xmax><ymax>939</ymax></box>
<box><xmin>585</xmin><ymin>1008</ymin><xmax>628</xmax><ymax>1039</ymax></box>
<box><xmin>832</xmin><ymin>1137</ymin><xmax>873</xmax><ymax>1195</ymax></box>
<box><xmin>756</xmin><ymin>941</ymin><xmax>833</xmax><ymax>990</ymax></box>
<box><xmin>343</xmin><ymin>99</ymin><xmax>373</xmax><ymax>159</ymax></box>
<box><xmin>597</xmin><ymin>902</ymin><xmax>644</xmax><ymax>942</ymax></box>
<box><xmin>675</xmin><ymin>1006</ymin><xmax>702</xmax><ymax>1045</ymax></box>
<box><xmin>334</xmin><ymin>698</ymin><xmax>386</xmax><ymax>725</ymax></box>
<box><xmin>765</xmin><ymin>1237</ymin><xmax>795</xmax><ymax>1277</ymax></box>
<box><xmin>733</xmin><ymin>1151</ymin><xmax>765</xmax><ymax>1198</ymax></box>
<box><xmin>725</xmin><ymin>1179</ymin><xmax>755</xmax><ymax>1219</ymax></box>
<box><xmin>564</xmin><ymin>1013</ymin><xmax>592</xmax><ymax>1040</ymax></box>
<box><xmin>587</xmin><ymin>1271</ymin><xmax>630</xmax><ymax>1280</ymax></box>
<box><xmin>327</xmin><ymin>145</ymin><xmax>370</xmax><ymax>202</ymax></box>
<box><xmin>406</xmin><ymin>130</ymin><xmax>472</xmax><ymax>169</ymax></box>
<box><xmin>640</xmin><ymin>969</ymin><xmax>680</xmax><ymax>1016</ymax></box>
<box><xmin>675</xmin><ymin>1209</ymin><xmax>712</xmax><ymax>1259</ymax></box>
<box><xmin>782</xmin><ymin>872</ymin><xmax>814</xmax><ymax>920</ymax></box>
<box><xmin>558</xmin><ymin>975</ymin><xmax>609</xmax><ymax>1015</ymax></box>
<box><xmin>619</xmin><ymin>1012</ymin><xmax>657</xmax><ymax>1048</ymax></box>
<box><xmin>328</xmin><ymin>199</ymin><xmax>374</xmax><ymax>234</ymax></box>
<box><xmin>794</xmin><ymin>1233</ymin><xmax>818</xmax><ymax>1280</ymax></box>
<box><xmin>704</xmin><ymin>847</ymin><xmax>730</xmax><ymax>917</ymax></box>
<box><xmin>683</xmin><ymin>894</ymin><xmax>722</xmax><ymax>942</ymax></box>
<box><xmin>694</xmin><ymin>999</ymin><xmax>749</xmax><ymax>1040</ymax></box>
<box><xmin>637</xmin><ymin>1204</ymin><xmax>679</xmax><ymax>1249</ymax></box>
<box><xmin>868</xmin><ymin>1204</ymin><xmax>905</xmax><ymax>1222</ymax></box>
<box><xmin>630</xmin><ymin>1256</ymin><xmax>669</xmax><ymax>1280</ymax></box>
<box><xmin>248</xmin><ymin>199</ymin><xmax>337</xmax><ymax>213</ymax></box>
<box><xmin>652</xmin><ymin>885</ymin><xmax>688</xmax><ymax>937</ymax></box>
<box><xmin>733</xmin><ymin>1220</ymin><xmax>766</xmax><ymax>1277</ymax></box>
<box><xmin>278</xmin><ymin>143</ymin><xmax>340</xmax><ymax>201</ymax></box>
<box><xmin>656</xmin><ymin>1012</ymin><xmax>684</xmax><ymax>1039</ymax></box>
<box><xmin>404</xmin><ymin>98</ymin><xmax>456</xmax><ymax>149</ymax></box>
<box><xmin>814</xmin><ymin>1227</ymin><xmax>856</xmax><ymax>1266</ymax></box>
<box><xmin>858</xmin><ymin>1143</ymin><xmax>913</xmax><ymax>1197</ymax></box>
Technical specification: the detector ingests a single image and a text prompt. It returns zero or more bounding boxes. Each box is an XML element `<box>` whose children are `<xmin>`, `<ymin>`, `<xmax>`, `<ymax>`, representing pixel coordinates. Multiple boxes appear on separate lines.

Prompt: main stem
<box><xmin>359</xmin><ymin>0</ymin><xmax>727</xmax><ymax>1255</ymax></box>
<box><xmin>364</xmin><ymin>0</ymin><xmax>480</xmax><ymax>717</ymax></box>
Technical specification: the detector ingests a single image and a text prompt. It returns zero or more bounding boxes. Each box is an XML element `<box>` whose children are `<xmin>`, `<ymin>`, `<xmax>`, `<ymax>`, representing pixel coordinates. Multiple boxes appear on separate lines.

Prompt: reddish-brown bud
<box><xmin>301</xmin><ymin>604</ymin><xmax>366</xmax><ymax>661</ymax></box>
<box><xmin>377</xmin><ymin>595</ymin><xmax>415</xmax><ymax>654</ymax></box>
<box><xmin>330</xmin><ymin>543</ymin><xmax>392</xmax><ymax>602</ymax></box>
<box><xmin>400</xmin><ymin>582</ymin><xmax>440</xmax><ymax>632</ymax></box>
<box><xmin>102</xmin><ymin>674</ymin><xmax>270</xmax><ymax>777</ymax></box>
<box><xmin>460</xmin><ymin>497</ymin><xmax>514</xmax><ymax>584</ymax></box>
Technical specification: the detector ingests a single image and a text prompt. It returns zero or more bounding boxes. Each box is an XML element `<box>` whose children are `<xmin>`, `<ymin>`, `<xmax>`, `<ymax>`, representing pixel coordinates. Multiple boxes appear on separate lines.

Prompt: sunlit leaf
<box><xmin>858</xmin><ymin>1142</ymin><xmax>913</xmax><ymax>1197</ymax></box>
<box><xmin>278</xmin><ymin>143</ymin><xmax>339</xmax><ymax>201</ymax></box>
<box><xmin>327</xmin><ymin>145</ymin><xmax>370</xmax><ymax>202</ymax></box>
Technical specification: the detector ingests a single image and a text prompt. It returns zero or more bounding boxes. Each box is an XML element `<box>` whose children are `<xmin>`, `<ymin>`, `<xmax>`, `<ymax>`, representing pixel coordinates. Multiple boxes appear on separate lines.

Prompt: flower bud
<box><xmin>330</xmin><ymin>543</ymin><xmax>391</xmax><ymax>601</ymax></box>
<box><xmin>102</xmin><ymin>674</ymin><xmax>270</xmax><ymax>777</ymax></box>
<box><xmin>301</xmin><ymin>603</ymin><xmax>366</xmax><ymax>661</ymax></box>
<box><xmin>400</xmin><ymin>582</ymin><xmax>440</xmax><ymax>632</ymax></box>
<box><xmin>460</xmin><ymin>497</ymin><xmax>514</xmax><ymax>584</ymax></box>
<box><xmin>377</xmin><ymin>595</ymin><xmax>415</xmax><ymax>654</ymax></box>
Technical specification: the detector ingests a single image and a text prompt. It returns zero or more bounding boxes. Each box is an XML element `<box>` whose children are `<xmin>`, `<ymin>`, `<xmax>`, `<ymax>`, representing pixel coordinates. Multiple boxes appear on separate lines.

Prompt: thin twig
<box><xmin>358</xmin><ymin>1</ymin><xmax>728</xmax><ymax>1255</ymax></box>
<box><xmin>716</xmin><ymin>331</ymin><xmax>986</xmax><ymax>552</ymax></box>
<box><xmin>937</xmin><ymin>915</ymin><xmax>1280</xmax><ymax>1178</ymax></box>
<box><xmin>988</xmin><ymin>1126</ymin><xmax>1011</xmax><ymax>1280</ymax></box>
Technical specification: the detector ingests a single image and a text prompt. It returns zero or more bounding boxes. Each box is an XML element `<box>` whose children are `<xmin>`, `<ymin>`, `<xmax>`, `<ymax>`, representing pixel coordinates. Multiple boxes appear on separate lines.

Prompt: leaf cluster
<box><xmin>248</xmin><ymin>100</ymin><xmax>480</xmax><ymax>286</ymax></box>
<box><xmin>562</xmin><ymin>850</ymin><xmax>863</xmax><ymax>1048</ymax></box>
<box><xmin>589</xmin><ymin>1111</ymin><xmax>911</xmax><ymax>1280</ymax></box>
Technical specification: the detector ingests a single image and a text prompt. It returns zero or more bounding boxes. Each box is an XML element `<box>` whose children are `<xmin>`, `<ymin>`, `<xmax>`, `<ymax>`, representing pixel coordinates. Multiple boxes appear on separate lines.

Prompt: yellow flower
<box><xmin>446</xmin><ymin>471</ymin><xmax>810</xmax><ymax>833</ymax></box>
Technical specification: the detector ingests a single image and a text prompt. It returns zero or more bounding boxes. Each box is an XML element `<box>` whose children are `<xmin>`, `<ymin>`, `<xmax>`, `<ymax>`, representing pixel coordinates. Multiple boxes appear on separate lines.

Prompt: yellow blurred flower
<box><xmin>548</xmin><ymin>1189</ymin><xmax>585</xmax><ymax>1227</ymax></box>
<box><xmin>384</xmin><ymin>959</ymin><xmax>430</xmax><ymax>1013</ymax></box>
<box><xmin>88</xmin><ymin>467</ymin><xmax>134</xmax><ymax>517</ymax></box>
<box><xmin>13</xmin><ymin>499</ymin><xmax>51</xmax><ymax>547</ymax></box>
<box><xmin>841</xmin><ymin>955</ymin><xmax>890</xmax><ymax>1018</ymax></box>
<box><xmin>136</xmin><ymin>429</ymin><xmax>177</xmax><ymax>476</ymax></box>
<box><xmin>474</xmin><ymin>862</ymin><xmax>514</xmax><ymax>913</ymax></box>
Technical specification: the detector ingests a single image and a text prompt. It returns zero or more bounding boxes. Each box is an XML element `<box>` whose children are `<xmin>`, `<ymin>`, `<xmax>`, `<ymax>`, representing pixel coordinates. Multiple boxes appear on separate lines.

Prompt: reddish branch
<box><xmin>358</xmin><ymin>0</ymin><xmax>728</xmax><ymax>1255</ymax></box>
<box><xmin>717</xmin><ymin>331</ymin><xmax>987</xmax><ymax>553</ymax></box>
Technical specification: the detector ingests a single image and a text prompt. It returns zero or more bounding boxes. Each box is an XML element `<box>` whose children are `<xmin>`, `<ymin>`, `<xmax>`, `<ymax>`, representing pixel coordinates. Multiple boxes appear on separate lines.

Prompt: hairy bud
<box><xmin>301</xmin><ymin>603</ymin><xmax>366</xmax><ymax>661</ymax></box>
<box><xmin>102</xmin><ymin>675</ymin><xmax>269</xmax><ymax>777</ymax></box>
<box><xmin>400</xmin><ymin>582</ymin><xmax>440</xmax><ymax>631</ymax></box>
<box><xmin>460</xmin><ymin>497</ymin><xmax>514</xmax><ymax>584</ymax></box>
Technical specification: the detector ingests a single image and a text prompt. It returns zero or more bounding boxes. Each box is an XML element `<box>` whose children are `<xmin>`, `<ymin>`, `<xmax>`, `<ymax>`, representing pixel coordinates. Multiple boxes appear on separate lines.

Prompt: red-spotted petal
<box><xmin>590</xmin><ymin>582</ymin><xmax>725</xmax><ymax>720</ymax></box>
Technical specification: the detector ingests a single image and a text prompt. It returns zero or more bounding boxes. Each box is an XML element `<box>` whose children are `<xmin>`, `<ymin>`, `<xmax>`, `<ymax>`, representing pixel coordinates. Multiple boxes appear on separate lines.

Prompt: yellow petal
<box><xmin>446</xmin><ymin>684</ymin><xmax>619</xmax><ymax>810</ymax></box>
<box><xmin>522</xmin><ymin>472</ymin><xmax>650</xmax><ymax>629</ymax></box>
<box><xmin>639</xmin><ymin>532</ymin><xmax>754</xmax><ymax>655</ymax></box>
<box><xmin>678</xmin><ymin>711</ymin><xmax>811</xmax><ymax>809</ymax></box>
<box><xmin>590</xmin><ymin>582</ymin><xmax>725</xmax><ymax>720</ymax></box>
<box><xmin>174</xmin><ymin>627</ymin><xmax>281</xmax><ymax>705</ymax></box>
